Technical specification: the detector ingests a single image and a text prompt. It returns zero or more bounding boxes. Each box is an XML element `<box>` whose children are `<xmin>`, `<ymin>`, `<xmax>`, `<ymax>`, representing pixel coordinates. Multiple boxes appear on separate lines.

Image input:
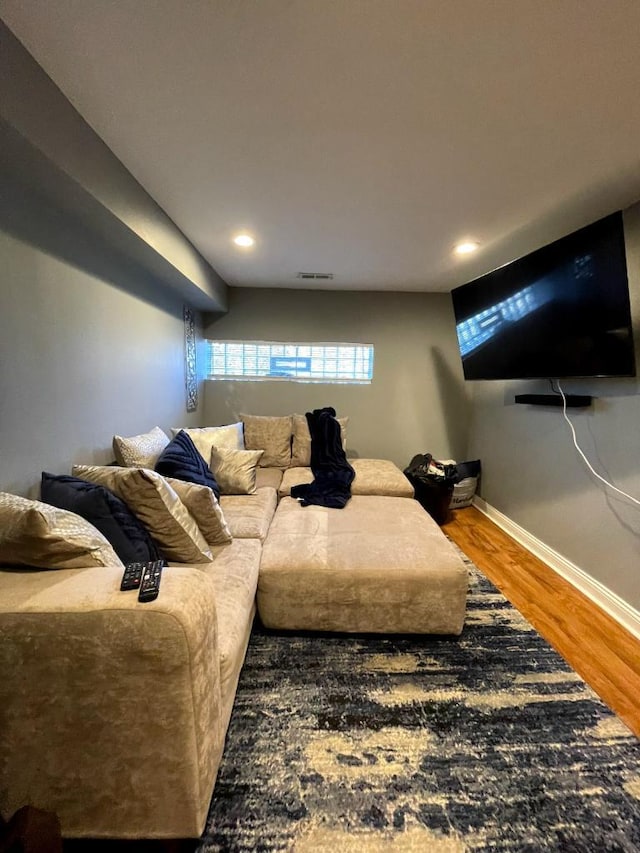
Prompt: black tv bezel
<box><xmin>450</xmin><ymin>211</ymin><xmax>637</xmax><ymax>381</ymax></box>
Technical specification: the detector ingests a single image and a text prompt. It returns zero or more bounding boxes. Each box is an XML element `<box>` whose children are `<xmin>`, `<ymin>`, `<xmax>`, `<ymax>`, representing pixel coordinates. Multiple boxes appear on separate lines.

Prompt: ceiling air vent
<box><xmin>296</xmin><ymin>272</ymin><xmax>334</xmax><ymax>280</ymax></box>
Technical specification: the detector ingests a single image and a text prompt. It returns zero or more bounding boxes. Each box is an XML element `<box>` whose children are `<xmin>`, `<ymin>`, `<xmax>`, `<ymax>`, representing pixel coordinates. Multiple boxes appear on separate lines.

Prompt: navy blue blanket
<box><xmin>291</xmin><ymin>407</ymin><xmax>355</xmax><ymax>508</ymax></box>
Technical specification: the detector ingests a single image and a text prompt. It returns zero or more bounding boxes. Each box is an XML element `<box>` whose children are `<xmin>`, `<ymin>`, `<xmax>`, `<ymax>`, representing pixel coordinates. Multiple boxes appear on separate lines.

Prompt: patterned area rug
<box><xmin>199</xmin><ymin>557</ymin><xmax>640</xmax><ymax>852</ymax></box>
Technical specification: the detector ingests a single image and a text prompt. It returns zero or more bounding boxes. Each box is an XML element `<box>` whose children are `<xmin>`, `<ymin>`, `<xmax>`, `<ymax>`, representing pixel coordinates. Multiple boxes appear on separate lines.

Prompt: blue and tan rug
<box><xmin>199</xmin><ymin>556</ymin><xmax>640</xmax><ymax>852</ymax></box>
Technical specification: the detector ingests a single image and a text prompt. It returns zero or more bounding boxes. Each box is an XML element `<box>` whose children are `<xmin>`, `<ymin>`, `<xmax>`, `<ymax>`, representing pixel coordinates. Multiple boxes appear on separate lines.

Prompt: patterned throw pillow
<box><xmin>112</xmin><ymin>426</ymin><xmax>170</xmax><ymax>468</ymax></box>
<box><xmin>0</xmin><ymin>491</ymin><xmax>124</xmax><ymax>569</ymax></box>
<box><xmin>155</xmin><ymin>431</ymin><xmax>220</xmax><ymax>498</ymax></box>
<box><xmin>240</xmin><ymin>414</ymin><xmax>292</xmax><ymax>467</ymax></box>
<box><xmin>72</xmin><ymin>465</ymin><xmax>212</xmax><ymax>563</ymax></box>
<box><xmin>40</xmin><ymin>473</ymin><xmax>161</xmax><ymax>565</ymax></box>
<box><xmin>209</xmin><ymin>447</ymin><xmax>264</xmax><ymax>495</ymax></box>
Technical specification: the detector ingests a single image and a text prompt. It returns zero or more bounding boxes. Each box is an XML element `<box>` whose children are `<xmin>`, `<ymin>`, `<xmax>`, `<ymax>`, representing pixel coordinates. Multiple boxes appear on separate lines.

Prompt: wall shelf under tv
<box><xmin>514</xmin><ymin>394</ymin><xmax>593</xmax><ymax>408</ymax></box>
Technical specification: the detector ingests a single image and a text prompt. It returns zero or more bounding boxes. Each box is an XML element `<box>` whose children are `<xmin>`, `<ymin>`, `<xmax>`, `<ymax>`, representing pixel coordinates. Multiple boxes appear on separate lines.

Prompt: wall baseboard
<box><xmin>473</xmin><ymin>496</ymin><xmax>640</xmax><ymax>642</ymax></box>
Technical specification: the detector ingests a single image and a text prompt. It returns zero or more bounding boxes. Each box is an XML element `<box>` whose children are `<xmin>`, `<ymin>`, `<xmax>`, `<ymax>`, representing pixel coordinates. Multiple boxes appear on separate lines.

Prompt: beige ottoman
<box><xmin>258</xmin><ymin>495</ymin><xmax>468</xmax><ymax>635</ymax></box>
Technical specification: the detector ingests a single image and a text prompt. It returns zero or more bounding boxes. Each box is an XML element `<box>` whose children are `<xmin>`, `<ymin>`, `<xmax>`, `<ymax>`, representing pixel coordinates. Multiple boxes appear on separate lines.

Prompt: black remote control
<box><xmin>120</xmin><ymin>562</ymin><xmax>145</xmax><ymax>591</ymax></box>
<box><xmin>138</xmin><ymin>560</ymin><xmax>163</xmax><ymax>603</ymax></box>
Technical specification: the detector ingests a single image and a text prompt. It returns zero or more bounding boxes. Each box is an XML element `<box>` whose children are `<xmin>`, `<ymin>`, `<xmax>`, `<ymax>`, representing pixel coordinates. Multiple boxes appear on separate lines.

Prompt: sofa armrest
<box><xmin>0</xmin><ymin>564</ymin><xmax>222</xmax><ymax>839</ymax></box>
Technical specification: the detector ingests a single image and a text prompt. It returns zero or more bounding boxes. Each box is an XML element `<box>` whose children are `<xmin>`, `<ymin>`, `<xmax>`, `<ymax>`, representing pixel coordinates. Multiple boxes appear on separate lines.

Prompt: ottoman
<box><xmin>258</xmin><ymin>495</ymin><xmax>468</xmax><ymax>634</ymax></box>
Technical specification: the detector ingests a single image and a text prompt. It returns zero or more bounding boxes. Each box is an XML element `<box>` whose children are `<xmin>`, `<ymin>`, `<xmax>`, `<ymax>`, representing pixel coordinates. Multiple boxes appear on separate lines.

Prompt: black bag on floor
<box><xmin>403</xmin><ymin>454</ymin><xmax>455</xmax><ymax>525</ymax></box>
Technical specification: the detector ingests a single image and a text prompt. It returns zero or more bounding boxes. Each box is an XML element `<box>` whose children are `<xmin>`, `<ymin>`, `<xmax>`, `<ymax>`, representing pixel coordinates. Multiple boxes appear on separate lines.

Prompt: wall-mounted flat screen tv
<box><xmin>451</xmin><ymin>212</ymin><xmax>636</xmax><ymax>380</ymax></box>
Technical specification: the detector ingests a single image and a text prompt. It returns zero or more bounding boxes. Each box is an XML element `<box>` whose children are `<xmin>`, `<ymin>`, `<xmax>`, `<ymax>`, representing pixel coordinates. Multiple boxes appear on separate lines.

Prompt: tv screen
<box><xmin>451</xmin><ymin>212</ymin><xmax>636</xmax><ymax>380</ymax></box>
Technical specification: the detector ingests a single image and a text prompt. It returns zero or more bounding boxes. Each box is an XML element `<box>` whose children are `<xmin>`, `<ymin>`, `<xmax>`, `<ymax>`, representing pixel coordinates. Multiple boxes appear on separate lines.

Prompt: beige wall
<box><xmin>0</xmin><ymin>204</ymin><xmax>203</xmax><ymax>498</ymax></box>
<box><xmin>203</xmin><ymin>288</ymin><xmax>471</xmax><ymax>468</ymax></box>
<box><xmin>467</xmin><ymin>202</ymin><xmax>640</xmax><ymax>612</ymax></box>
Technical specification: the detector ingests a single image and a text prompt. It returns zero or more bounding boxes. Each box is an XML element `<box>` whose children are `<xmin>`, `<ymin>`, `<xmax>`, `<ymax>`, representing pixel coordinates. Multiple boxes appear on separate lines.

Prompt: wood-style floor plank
<box><xmin>442</xmin><ymin>505</ymin><xmax>640</xmax><ymax>738</ymax></box>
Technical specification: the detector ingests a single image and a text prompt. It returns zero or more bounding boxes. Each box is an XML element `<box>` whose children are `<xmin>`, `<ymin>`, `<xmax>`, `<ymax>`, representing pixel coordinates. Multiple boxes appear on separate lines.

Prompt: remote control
<box><xmin>120</xmin><ymin>562</ymin><xmax>145</xmax><ymax>591</ymax></box>
<box><xmin>138</xmin><ymin>560</ymin><xmax>163</xmax><ymax>603</ymax></box>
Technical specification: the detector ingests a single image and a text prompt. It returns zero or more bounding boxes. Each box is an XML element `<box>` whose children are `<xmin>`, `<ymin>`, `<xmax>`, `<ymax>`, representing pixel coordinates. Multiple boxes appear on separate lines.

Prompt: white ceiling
<box><xmin>2</xmin><ymin>0</ymin><xmax>640</xmax><ymax>293</ymax></box>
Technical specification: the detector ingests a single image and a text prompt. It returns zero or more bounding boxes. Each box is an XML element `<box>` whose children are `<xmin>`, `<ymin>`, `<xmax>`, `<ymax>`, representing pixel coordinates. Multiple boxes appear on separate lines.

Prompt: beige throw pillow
<box><xmin>210</xmin><ymin>447</ymin><xmax>264</xmax><ymax>495</ymax></box>
<box><xmin>170</xmin><ymin>423</ymin><xmax>244</xmax><ymax>463</ymax></box>
<box><xmin>0</xmin><ymin>492</ymin><xmax>124</xmax><ymax>569</ymax></box>
<box><xmin>290</xmin><ymin>413</ymin><xmax>349</xmax><ymax>467</ymax></box>
<box><xmin>113</xmin><ymin>426</ymin><xmax>169</xmax><ymax>468</ymax></box>
<box><xmin>165</xmin><ymin>478</ymin><xmax>232</xmax><ymax>547</ymax></box>
<box><xmin>72</xmin><ymin>465</ymin><xmax>212</xmax><ymax>563</ymax></box>
<box><xmin>240</xmin><ymin>414</ymin><xmax>292</xmax><ymax>467</ymax></box>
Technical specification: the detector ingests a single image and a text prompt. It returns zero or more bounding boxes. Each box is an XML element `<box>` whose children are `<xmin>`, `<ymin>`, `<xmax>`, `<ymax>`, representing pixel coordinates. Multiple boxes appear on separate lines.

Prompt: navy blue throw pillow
<box><xmin>40</xmin><ymin>473</ymin><xmax>162</xmax><ymax>564</ymax></box>
<box><xmin>154</xmin><ymin>430</ymin><xmax>220</xmax><ymax>499</ymax></box>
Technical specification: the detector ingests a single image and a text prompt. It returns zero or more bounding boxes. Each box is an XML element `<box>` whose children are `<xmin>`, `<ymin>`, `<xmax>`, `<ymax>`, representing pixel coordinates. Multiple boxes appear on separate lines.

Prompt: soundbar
<box><xmin>514</xmin><ymin>394</ymin><xmax>592</xmax><ymax>408</ymax></box>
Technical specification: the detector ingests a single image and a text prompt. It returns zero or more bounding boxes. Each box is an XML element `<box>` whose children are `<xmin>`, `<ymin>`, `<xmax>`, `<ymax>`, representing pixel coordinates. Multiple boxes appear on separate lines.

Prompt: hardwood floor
<box><xmin>442</xmin><ymin>505</ymin><xmax>640</xmax><ymax>738</ymax></box>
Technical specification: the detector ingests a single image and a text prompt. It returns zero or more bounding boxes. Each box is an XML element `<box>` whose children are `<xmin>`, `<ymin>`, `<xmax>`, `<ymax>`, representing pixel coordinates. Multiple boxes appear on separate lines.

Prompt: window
<box><xmin>206</xmin><ymin>340</ymin><xmax>374</xmax><ymax>383</ymax></box>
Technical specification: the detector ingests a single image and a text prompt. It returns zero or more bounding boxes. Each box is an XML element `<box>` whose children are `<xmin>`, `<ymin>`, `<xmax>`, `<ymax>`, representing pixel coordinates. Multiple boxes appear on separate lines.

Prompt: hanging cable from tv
<box><xmin>556</xmin><ymin>380</ymin><xmax>640</xmax><ymax>508</ymax></box>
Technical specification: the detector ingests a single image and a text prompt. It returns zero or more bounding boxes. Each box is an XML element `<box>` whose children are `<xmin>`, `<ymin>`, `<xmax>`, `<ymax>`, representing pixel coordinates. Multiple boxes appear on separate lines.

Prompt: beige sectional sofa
<box><xmin>0</xmin><ymin>415</ymin><xmax>468</xmax><ymax>840</ymax></box>
<box><xmin>0</xmin><ymin>497</ymin><xmax>265</xmax><ymax>840</ymax></box>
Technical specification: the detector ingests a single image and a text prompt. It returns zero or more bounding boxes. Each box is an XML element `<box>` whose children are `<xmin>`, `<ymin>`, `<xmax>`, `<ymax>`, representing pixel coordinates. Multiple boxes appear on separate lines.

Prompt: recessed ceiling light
<box><xmin>233</xmin><ymin>234</ymin><xmax>255</xmax><ymax>248</ymax></box>
<box><xmin>454</xmin><ymin>240</ymin><xmax>480</xmax><ymax>256</ymax></box>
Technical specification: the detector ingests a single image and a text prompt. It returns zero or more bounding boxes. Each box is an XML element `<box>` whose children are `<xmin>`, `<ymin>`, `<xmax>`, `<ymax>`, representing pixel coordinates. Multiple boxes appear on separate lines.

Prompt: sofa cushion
<box><xmin>0</xmin><ymin>491</ymin><xmax>124</xmax><ymax>569</ymax></box>
<box><xmin>165</xmin><ymin>479</ymin><xmax>232</xmax><ymax>547</ymax></box>
<box><xmin>170</xmin><ymin>423</ymin><xmax>245</xmax><ymax>462</ymax></box>
<box><xmin>279</xmin><ymin>458</ymin><xmax>414</xmax><ymax>499</ymax></box>
<box><xmin>210</xmin><ymin>447</ymin><xmax>264</xmax><ymax>495</ymax></box>
<box><xmin>113</xmin><ymin>426</ymin><xmax>169</xmax><ymax>468</ymax></box>
<box><xmin>219</xmin><ymin>488</ymin><xmax>278</xmax><ymax>542</ymax></box>
<box><xmin>182</xmin><ymin>538</ymin><xmax>261</xmax><ymax>712</ymax></box>
<box><xmin>155</xmin><ymin>431</ymin><xmax>220</xmax><ymax>498</ymax></box>
<box><xmin>72</xmin><ymin>465</ymin><xmax>212</xmax><ymax>563</ymax></box>
<box><xmin>40</xmin><ymin>473</ymin><xmax>161</xmax><ymax>564</ymax></box>
<box><xmin>290</xmin><ymin>413</ymin><xmax>348</xmax><ymax>467</ymax></box>
<box><xmin>240</xmin><ymin>414</ymin><xmax>292</xmax><ymax>467</ymax></box>
<box><xmin>254</xmin><ymin>467</ymin><xmax>284</xmax><ymax>491</ymax></box>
